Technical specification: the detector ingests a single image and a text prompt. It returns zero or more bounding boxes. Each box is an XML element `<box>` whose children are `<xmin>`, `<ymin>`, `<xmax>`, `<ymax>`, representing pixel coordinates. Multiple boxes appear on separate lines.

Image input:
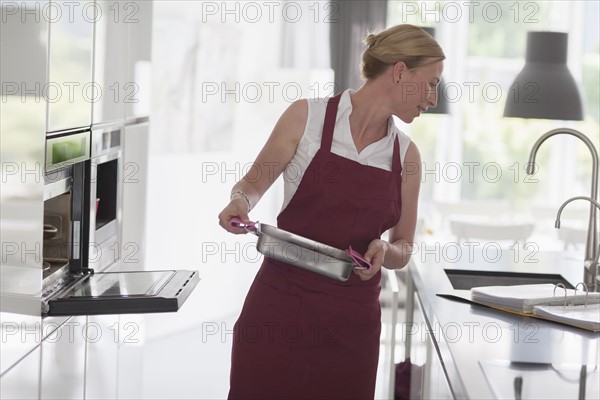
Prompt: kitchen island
<box><xmin>403</xmin><ymin>247</ymin><xmax>600</xmax><ymax>399</ymax></box>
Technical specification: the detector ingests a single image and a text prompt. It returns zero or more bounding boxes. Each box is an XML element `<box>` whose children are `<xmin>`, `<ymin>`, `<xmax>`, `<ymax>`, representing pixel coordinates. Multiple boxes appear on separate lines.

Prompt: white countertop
<box><xmin>408</xmin><ymin>249</ymin><xmax>600</xmax><ymax>399</ymax></box>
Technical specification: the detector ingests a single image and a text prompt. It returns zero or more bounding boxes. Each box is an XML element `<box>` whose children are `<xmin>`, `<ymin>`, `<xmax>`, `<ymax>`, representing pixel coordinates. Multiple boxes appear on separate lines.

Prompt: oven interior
<box><xmin>43</xmin><ymin>192</ymin><xmax>72</xmax><ymax>280</ymax></box>
<box><xmin>95</xmin><ymin>159</ymin><xmax>118</xmax><ymax>231</ymax></box>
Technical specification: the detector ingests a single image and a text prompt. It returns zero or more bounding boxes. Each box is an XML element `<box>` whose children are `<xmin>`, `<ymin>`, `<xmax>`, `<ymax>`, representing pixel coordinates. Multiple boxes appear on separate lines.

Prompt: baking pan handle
<box><xmin>345</xmin><ymin>246</ymin><xmax>372</xmax><ymax>270</ymax></box>
<box><xmin>230</xmin><ymin>217</ymin><xmax>259</xmax><ymax>234</ymax></box>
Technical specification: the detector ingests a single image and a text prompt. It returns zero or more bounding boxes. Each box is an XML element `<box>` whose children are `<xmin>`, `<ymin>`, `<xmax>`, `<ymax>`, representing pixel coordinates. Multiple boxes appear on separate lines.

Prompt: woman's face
<box><xmin>394</xmin><ymin>60</ymin><xmax>444</xmax><ymax>123</ymax></box>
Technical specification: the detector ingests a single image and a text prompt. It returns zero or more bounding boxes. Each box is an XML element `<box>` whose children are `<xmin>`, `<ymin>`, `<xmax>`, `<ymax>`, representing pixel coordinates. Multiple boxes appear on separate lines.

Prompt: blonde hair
<box><xmin>361</xmin><ymin>24</ymin><xmax>446</xmax><ymax>80</ymax></box>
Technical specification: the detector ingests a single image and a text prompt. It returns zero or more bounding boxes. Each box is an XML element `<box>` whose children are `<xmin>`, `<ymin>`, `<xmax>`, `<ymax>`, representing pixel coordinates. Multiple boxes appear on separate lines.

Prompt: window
<box><xmin>388</xmin><ymin>1</ymin><xmax>599</xmax><ymax>247</ymax></box>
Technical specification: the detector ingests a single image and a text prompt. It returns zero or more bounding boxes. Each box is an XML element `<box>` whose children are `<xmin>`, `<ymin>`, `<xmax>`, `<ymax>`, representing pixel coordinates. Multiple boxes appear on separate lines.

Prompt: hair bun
<box><xmin>364</xmin><ymin>33</ymin><xmax>377</xmax><ymax>49</ymax></box>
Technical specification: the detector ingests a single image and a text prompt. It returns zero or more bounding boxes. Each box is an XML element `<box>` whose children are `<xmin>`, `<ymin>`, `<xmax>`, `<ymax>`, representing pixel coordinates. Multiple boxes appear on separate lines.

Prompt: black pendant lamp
<box><xmin>503</xmin><ymin>31</ymin><xmax>583</xmax><ymax>120</ymax></box>
<box><xmin>421</xmin><ymin>27</ymin><xmax>449</xmax><ymax>114</ymax></box>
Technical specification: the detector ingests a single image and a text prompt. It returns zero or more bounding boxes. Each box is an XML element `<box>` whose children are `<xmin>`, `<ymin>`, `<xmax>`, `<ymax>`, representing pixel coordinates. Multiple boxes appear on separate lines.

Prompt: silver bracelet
<box><xmin>230</xmin><ymin>190</ymin><xmax>252</xmax><ymax>211</ymax></box>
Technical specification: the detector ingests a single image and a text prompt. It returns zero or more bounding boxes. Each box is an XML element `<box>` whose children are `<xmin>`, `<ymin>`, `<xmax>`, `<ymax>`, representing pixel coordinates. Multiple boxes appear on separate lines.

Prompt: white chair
<box><xmin>557</xmin><ymin>226</ymin><xmax>587</xmax><ymax>250</ymax></box>
<box><xmin>433</xmin><ymin>200</ymin><xmax>512</xmax><ymax>232</ymax></box>
<box><xmin>450</xmin><ymin>220</ymin><xmax>535</xmax><ymax>248</ymax></box>
<box><xmin>530</xmin><ymin>204</ymin><xmax>589</xmax><ymax>221</ymax></box>
<box><xmin>435</xmin><ymin>200</ymin><xmax>512</xmax><ymax>216</ymax></box>
<box><xmin>529</xmin><ymin>204</ymin><xmax>588</xmax><ymax>249</ymax></box>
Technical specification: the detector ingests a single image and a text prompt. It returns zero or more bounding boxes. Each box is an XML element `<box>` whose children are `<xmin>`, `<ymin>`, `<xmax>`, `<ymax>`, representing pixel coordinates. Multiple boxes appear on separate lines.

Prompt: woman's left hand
<box><xmin>353</xmin><ymin>239</ymin><xmax>388</xmax><ymax>281</ymax></box>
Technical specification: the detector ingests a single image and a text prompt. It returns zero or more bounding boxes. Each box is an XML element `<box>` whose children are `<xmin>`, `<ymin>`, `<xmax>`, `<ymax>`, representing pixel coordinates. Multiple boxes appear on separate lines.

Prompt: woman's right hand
<box><xmin>218</xmin><ymin>197</ymin><xmax>251</xmax><ymax>234</ymax></box>
<box><xmin>217</xmin><ymin>100</ymin><xmax>308</xmax><ymax>235</ymax></box>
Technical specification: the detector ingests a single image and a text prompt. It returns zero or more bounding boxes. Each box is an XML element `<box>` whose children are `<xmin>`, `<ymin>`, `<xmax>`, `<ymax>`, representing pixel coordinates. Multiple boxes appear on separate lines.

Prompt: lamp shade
<box><xmin>503</xmin><ymin>31</ymin><xmax>583</xmax><ymax>120</ymax></box>
<box><xmin>421</xmin><ymin>27</ymin><xmax>449</xmax><ymax>114</ymax></box>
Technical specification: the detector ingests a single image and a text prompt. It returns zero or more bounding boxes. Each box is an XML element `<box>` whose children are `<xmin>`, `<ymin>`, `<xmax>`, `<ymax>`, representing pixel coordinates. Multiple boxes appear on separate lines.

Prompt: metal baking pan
<box><xmin>230</xmin><ymin>218</ymin><xmax>370</xmax><ymax>281</ymax></box>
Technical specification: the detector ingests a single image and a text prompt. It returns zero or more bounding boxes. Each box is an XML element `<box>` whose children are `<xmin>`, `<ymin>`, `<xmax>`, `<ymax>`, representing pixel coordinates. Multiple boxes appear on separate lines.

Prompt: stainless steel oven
<box><xmin>42</xmin><ymin>129</ymin><xmax>198</xmax><ymax>317</ymax></box>
<box><xmin>43</xmin><ymin>129</ymin><xmax>91</xmax><ymax>282</ymax></box>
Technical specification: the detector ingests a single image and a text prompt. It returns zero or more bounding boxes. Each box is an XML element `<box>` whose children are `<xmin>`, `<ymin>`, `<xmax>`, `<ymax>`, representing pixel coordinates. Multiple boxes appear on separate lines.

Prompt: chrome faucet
<box><xmin>527</xmin><ymin>128</ymin><xmax>599</xmax><ymax>290</ymax></box>
<box><xmin>555</xmin><ymin>196</ymin><xmax>600</xmax><ymax>292</ymax></box>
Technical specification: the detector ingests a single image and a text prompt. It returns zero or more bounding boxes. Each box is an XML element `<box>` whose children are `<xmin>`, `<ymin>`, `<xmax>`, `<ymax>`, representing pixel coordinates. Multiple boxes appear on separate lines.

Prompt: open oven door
<box><xmin>44</xmin><ymin>270</ymin><xmax>199</xmax><ymax>316</ymax></box>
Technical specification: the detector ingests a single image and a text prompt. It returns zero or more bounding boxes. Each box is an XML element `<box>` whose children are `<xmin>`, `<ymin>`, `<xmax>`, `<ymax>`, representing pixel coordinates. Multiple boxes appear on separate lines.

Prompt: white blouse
<box><xmin>280</xmin><ymin>89</ymin><xmax>412</xmax><ymax>212</ymax></box>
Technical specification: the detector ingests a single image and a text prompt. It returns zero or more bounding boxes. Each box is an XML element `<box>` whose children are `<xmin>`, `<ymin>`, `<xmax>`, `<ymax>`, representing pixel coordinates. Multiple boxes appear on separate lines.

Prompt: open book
<box><xmin>532</xmin><ymin>303</ymin><xmax>600</xmax><ymax>331</ymax></box>
<box><xmin>470</xmin><ymin>284</ymin><xmax>600</xmax><ymax>332</ymax></box>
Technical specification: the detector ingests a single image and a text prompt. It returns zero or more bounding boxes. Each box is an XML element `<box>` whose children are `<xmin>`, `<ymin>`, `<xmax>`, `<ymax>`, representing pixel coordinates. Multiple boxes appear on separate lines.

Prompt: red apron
<box><xmin>229</xmin><ymin>93</ymin><xmax>403</xmax><ymax>399</ymax></box>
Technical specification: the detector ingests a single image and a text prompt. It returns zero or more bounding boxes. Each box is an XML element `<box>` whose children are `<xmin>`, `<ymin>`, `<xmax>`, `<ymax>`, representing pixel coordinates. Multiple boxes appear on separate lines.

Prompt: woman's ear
<box><xmin>393</xmin><ymin>62</ymin><xmax>407</xmax><ymax>83</ymax></box>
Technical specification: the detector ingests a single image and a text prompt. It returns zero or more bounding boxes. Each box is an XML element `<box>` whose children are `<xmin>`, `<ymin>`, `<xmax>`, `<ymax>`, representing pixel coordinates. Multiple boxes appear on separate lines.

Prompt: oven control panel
<box><xmin>92</xmin><ymin>128</ymin><xmax>121</xmax><ymax>158</ymax></box>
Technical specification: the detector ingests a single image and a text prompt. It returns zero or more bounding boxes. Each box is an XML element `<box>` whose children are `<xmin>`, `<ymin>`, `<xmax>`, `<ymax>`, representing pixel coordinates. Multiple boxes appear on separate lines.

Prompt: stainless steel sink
<box><xmin>444</xmin><ymin>269</ymin><xmax>575</xmax><ymax>290</ymax></box>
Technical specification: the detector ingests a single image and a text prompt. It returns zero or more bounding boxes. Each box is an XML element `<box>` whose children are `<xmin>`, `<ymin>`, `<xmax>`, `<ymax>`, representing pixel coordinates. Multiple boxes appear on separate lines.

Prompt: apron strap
<box><xmin>321</xmin><ymin>93</ymin><xmax>343</xmax><ymax>151</ymax></box>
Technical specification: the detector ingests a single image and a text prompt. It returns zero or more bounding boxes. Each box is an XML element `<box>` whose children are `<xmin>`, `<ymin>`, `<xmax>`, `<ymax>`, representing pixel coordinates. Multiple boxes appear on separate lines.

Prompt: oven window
<box><xmin>65</xmin><ymin>271</ymin><xmax>174</xmax><ymax>298</ymax></box>
<box><xmin>96</xmin><ymin>159</ymin><xmax>118</xmax><ymax>230</ymax></box>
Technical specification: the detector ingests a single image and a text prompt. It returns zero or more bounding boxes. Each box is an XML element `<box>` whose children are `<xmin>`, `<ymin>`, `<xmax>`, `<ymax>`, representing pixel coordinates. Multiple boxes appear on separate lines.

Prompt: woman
<box><xmin>218</xmin><ymin>24</ymin><xmax>445</xmax><ymax>399</ymax></box>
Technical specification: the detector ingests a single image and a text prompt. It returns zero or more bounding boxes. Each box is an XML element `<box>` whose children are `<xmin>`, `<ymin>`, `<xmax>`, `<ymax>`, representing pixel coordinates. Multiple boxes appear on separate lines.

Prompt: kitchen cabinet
<box><xmin>0</xmin><ymin>0</ymin><xmax>47</xmax><ymax>376</ymax></box>
<box><xmin>419</xmin><ymin>299</ymin><xmax>453</xmax><ymax>399</ymax></box>
<box><xmin>40</xmin><ymin>316</ymin><xmax>87</xmax><ymax>400</ymax></box>
<box><xmin>92</xmin><ymin>0</ymin><xmax>128</xmax><ymax>125</ymax></box>
<box><xmin>125</xmin><ymin>0</ymin><xmax>153</xmax><ymax>121</ymax></box>
<box><xmin>47</xmin><ymin>0</ymin><xmax>94</xmax><ymax>132</ymax></box>
<box><xmin>119</xmin><ymin>121</ymin><xmax>150</xmax><ymax>271</ymax></box>
<box><xmin>85</xmin><ymin>315</ymin><xmax>120</xmax><ymax>399</ymax></box>
<box><xmin>115</xmin><ymin>315</ymin><xmax>145</xmax><ymax>399</ymax></box>
<box><xmin>402</xmin><ymin>275</ymin><xmax>452</xmax><ymax>400</ymax></box>
<box><xmin>92</xmin><ymin>0</ymin><xmax>153</xmax><ymax>124</ymax></box>
<box><xmin>1</xmin><ymin>2</ymin><xmax>161</xmax><ymax>398</ymax></box>
<box><xmin>0</xmin><ymin>346</ymin><xmax>41</xmax><ymax>400</ymax></box>
<box><xmin>0</xmin><ymin>1</ymin><xmax>47</xmax><ymax>100</ymax></box>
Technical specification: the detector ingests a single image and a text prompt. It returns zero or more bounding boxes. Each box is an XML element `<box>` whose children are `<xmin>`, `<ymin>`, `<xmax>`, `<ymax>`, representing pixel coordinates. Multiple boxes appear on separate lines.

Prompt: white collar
<box><xmin>336</xmin><ymin>89</ymin><xmax>393</xmax><ymax>138</ymax></box>
<box><xmin>333</xmin><ymin>89</ymin><xmax>354</xmax><ymax>124</ymax></box>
